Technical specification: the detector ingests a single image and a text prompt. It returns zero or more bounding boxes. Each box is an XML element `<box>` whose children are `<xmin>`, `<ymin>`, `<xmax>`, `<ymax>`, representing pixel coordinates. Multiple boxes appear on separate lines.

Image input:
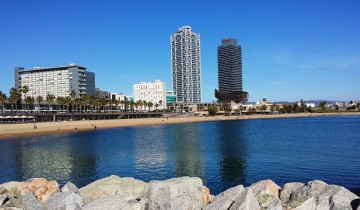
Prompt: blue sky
<box><xmin>1</xmin><ymin>0</ymin><xmax>359</xmax><ymax>102</ymax></box>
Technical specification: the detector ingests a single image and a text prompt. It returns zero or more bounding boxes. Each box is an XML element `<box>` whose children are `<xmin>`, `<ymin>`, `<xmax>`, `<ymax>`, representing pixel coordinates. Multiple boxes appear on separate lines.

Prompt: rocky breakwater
<box><xmin>0</xmin><ymin>176</ymin><xmax>359</xmax><ymax>210</ymax></box>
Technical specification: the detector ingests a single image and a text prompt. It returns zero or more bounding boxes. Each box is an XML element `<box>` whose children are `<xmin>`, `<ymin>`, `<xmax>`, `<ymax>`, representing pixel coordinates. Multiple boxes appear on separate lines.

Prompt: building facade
<box><xmin>133</xmin><ymin>80</ymin><xmax>167</xmax><ymax>110</ymax></box>
<box><xmin>215</xmin><ymin>38</ymin><xmax>248</xmax><ymax>103</ymax></box>
<box><xmin>15</xmin><ymin>64</ymin><xmax>95</xmax><ymax>99</ymax></box>
<box><xmin>171</xmin><ymin>26</ymin><xmax>201</xmax><ymax>105</ymax></box>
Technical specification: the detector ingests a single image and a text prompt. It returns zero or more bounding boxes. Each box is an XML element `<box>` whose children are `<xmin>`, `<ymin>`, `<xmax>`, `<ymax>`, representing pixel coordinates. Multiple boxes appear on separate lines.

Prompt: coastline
<box><xmin>1</xmin><ymin>112</ymin><xmax>359</xmax><ymax>140</ymax></box>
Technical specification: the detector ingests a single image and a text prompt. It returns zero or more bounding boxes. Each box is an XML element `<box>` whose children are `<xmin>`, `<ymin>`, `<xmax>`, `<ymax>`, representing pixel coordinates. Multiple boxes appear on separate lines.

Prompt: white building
<box><xmin>15</xmin><ymin>64</ymin><xmax>95</xmax><ymax>99</ymax></box>
<box><xmin>171</xmin><ymin>26</ymin><xmax>202</xmax><ymax>105</ymax></box>
<box><xmin>133</xmin><ymin>80</ymin><xmax>167</xmax><ymax>110</ymax></box>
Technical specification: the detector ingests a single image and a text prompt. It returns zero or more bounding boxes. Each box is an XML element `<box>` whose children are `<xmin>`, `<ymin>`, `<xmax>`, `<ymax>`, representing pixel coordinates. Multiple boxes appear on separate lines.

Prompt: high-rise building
<box><xmin>15</xmin><ymin>64</ymin><xmax>95</xmax><ymax>99</ymax></box>
<box><xmin>133</xmin><ymin>80</ymin><xmax>167</xmax><ymax>110</ymax></box>
<box><xmin>171</xmin><ymin>26</ymin><xmax>201</xmax><ymax>105</ymax></box>
<box><xmin>215</xmin><ymin>38</ymin><xmax>248</xmax><ymax>103</ymax></box>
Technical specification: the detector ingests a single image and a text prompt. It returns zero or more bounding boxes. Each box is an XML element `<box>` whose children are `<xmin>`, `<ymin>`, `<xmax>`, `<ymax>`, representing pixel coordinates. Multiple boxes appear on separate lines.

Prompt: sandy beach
<box><xmin>0</xmin><ymin>112</ymin><xmax>359</xmax><ymax>140</ymax></box>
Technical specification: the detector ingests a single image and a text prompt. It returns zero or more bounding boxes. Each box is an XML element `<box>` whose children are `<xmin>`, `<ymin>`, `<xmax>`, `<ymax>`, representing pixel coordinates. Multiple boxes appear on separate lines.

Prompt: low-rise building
<box><xmin>133</xmin><ymin>80</ymin><xmax>167</xmax><ymax>110</ymax></box>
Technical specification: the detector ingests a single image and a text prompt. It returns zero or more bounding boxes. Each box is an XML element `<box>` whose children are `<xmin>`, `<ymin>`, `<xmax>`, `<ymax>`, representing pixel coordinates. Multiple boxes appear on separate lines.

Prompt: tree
<box><xmin>356</xmin><ymin>102</ymin><xmax>360</xmax><ymax>110</ymax></box>
<box><xmin>36</xmin><ymin>96</ymin><xmax>43</xmax><ymax>113</ymax></box>
<box><xmin>27</xmin><ymin>96</ymin><xmax>35</xmax><ymax>112</ymax></box>
<box><xmin>64</xmin><ymin>96</ymin><xmax>72</xmax><ymax>113</ymax></box>
<box><xmin>81</xmin><ymin>94</ymin><xmax>89</xmax><ymax>112</ymax></box>
<box><xmin>158</xmin><ymin>100</ymin><xmax>163</xmax><ymax>110</ymax></box>
<box><xmin>9</xmin><ymin>88</ymin><xmax>20</xmax><ymax>114</ymax></box>
<box><xmin>148</xmin><ymin>101</ymin><xmax>153</xmax><ymax>111</ymax></box>
<box><xmin>154</xmin><ymin>103</ymin><xmax>159</xmax><ymax>111</ymax></box>
<box><xmin>120</xmin><ymin>100</ymin><xmax>125</xmax><ymax>112</ymax></box>
<box><xmin>208</xmin><ymin>105</ymin><xmax>218</xmax><ymax>116</ymax></box>
<box><xmin>335</xmin><ymin>105</ymin><xmax>340</xmax><ymax>111</ymax></box>
<box><xmin>74</xmin><ymin>98</ymin><xmax>82</xmax><ymax>112</ymax></box>
<box><xmin>249</xmin><ymin>107</ymin><xmax>257</xmax><ymax>114</ymax></box>
<box><xmin>57</xmin><ymin>97</ymin><xmax>64</xmax><ymax>112</ymax></box>
<box><xmin>319</xmin><ymin>101</ymin><xmax>327</xmax><ymax>110</ymax></box>
<box><xmin>70</xmin><ymin>90</ymin><xmax>76</xmax><ymax>113</ymax></box>
<box><xmin>270</xmin><ymin>104</ymin><xmax>278</xmax><ymax>113</ymax></box>
<box><xmin>222</xmin><ymin>102</ymin><xmax>232</xmax><ymax>115</ymax></box>
<box><xmin>22</xmin><ymin>85</ymin><xmax>29</xmax><ymax>112</ymax></box>
<box><xmin>46</xmin><ymin>94</ymin><xmax>55</xmax><ymax>112</ymax></box>
<box><xmin>114</xmin><ymin>99</ymin><xmax>120</xmax><ymax>112</ymax></box>
<box><xmin>260</xmin><ymin>104</ymin><xmax>267</xmax><ymax>112</ymax></box>
<box><xmin>0</xmin><ymin>91</ymin><xmax>7</xmax><ymax>115</ymax></box>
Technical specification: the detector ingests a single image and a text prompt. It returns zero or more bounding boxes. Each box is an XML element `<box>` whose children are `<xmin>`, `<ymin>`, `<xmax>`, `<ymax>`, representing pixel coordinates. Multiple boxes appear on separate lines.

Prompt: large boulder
<box><xmin>280</xmin><ymin>182</ymin><xmax>304</xmax><ymax>203</ymax></box>
<box><xmin>19</xmin><ymin>192</ymin><xmax>46</xmax><ymax>210</ymax></box>
<box><xmin>146</xmin><ymin>176</ymin><xmax>205</xmax><ymax>210</ymax></box>
<box><xmin>79</xmin><ymin>175</ymin><xmax>147</xmax><ymax>205</ymax></box>
<box><xmin>285</xmin><ymin>180</ymin><xmax>359</xmax><ymax>210</ymax></box>
<box><xmin>203</xmin><ymin>185</ymin><xmax>245</xmax><ymax>210</ymax></box>
<box><xmin>229</xmin><ymin>188</ymin><xmax>261</xmax><ymax>210</ymax></box>
<box><xmin>46</xmin><ymin>191</ymin><xmax>83</xmax><ymax>210</ymax></box>
<box><xmin>249</xmin><ymin>179</ymin><xmax>281</xmax><ymax>209</ymax></box>
<box><xmin>0</xmin><ymin>182</ymin><xmax>21</xmax><ymax>196</ymax></box>
<box><xmin>16</xmin><ymin>178</ymin><xmax>60</xmax><ymax>202</ymax></box>
<box><xmin>82</xmin><ymin>194</ymin><xmax>135</xmax><ymax>210</ymax></box>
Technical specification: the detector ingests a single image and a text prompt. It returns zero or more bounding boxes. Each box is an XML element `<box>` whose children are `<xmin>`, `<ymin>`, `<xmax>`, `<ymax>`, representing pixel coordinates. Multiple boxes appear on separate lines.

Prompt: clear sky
<box><xmin>1</xmin><ymin>0</ymin><xmax>359</xmax><ymax>102</ymax></box>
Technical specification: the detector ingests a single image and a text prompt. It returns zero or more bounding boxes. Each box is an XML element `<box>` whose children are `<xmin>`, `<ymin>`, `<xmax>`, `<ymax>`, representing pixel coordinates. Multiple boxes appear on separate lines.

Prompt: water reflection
<box><xmin>171</xmin><ymin>124</ymin><xmax>204</xmax><ymax>178</ymax></box>
<box><xmin>216</xmin><ymin>121</ymin><xmax>247</xmax><ymax>191</ymax></box>
<box><xmin>6</xmin><ymin>133</ymin><xmax>98</xmax><ymax>186</ymax></box>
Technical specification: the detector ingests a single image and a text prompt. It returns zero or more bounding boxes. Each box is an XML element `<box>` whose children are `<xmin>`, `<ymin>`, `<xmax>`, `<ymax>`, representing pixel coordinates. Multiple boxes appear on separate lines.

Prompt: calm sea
<box><xmin>0</xmin><ymin>115</ymin><xmax>359</xmax><ymax>195</ymax></box>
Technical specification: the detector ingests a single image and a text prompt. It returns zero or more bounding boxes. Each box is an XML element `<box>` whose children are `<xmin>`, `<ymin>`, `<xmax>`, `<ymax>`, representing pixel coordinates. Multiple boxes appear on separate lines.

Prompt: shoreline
<box><xmin>1</xmin><ymin>112</ymin><xmax>359</xmax><ymax>140</ymax></box>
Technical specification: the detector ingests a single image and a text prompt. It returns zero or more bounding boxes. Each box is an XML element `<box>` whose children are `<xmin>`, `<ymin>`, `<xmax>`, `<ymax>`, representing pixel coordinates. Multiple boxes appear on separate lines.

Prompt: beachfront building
<box><xmin>215</xmin><ymin>38</ymin><xmax>248</xmax><ymax>103</ymax></box>
<box><xmin>171</xmin><ymin>25</ymin><xmax>202</xmax><ymax>105</ymax></box>
<box><xmin>15</xmin><ymin>64</ymin><xmax>95</xmax><ymax>99</ymax></box>
<box><xmin>133</xmin><ymin>80</ymin><xmax>167</xmax><ymax>110</ymax></box>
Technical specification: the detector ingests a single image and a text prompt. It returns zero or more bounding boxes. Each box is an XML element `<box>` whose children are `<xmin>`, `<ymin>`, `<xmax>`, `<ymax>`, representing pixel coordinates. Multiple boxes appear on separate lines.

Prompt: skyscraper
<box><xmin>171</xmin><ymin>26</ymin><xmax>201</xmax><ymax>105</ymax></box>
<box><xmin>215</xmin><ymin>38</ymin><xmax>248</xmax><ymax>103</ymax></box>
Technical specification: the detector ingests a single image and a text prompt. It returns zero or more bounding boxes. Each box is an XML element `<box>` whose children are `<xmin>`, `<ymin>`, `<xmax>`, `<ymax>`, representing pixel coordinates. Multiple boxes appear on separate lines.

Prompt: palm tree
<box><xmin>46</xmin><ymin>94</ymin><xmax>55</xmax><ymax>112</ymax></box>
<box><xmin>158</xmin><ymin>100</ymin><xmax>163</xmax><ymax>110</ymax></box>
<box><xmin>135</xmin><ymin>101</ymin><xmax>140</xmax><ymax>112</ymax></box>
<box><xmin>0</xmin><ymin>91</ymin><xmax>7</xmax><ymax>115</ymax></box>
<box><xmin>22</xmin><ymin>86</ymin><xmax>29</xmax><ymax>112</ymax></box>
<box><xmin>9</xmin><ymin>88</ymin><xmax>20</xmax><ymax>114</ymax></box>
<box><xmin>36</xmin><ymin>96</ymin><xmax>43</xmax><ymax>113</ymax></box>
<box><xmin>147</xmin><ymin>101</ymin><xmax>153</xmax><ymax>111</ymax></box>
<box><xmin>25</xmin><ymin>96</ymin><xmax>34</xmax><ymax>113</ymax></box>
<box><xmin>154</xmin><ymin>103</ymin><xmax>159</xmax><ymax>111</ymax></box>
<box><xmin>81</xmin><ymin>94</ymin><xmax>89</xmax><ymax>112</ymax></box>
<box><xmin>114</xmin><ymin>99</ymin><xmax>120</xmax><ymax>113</ymax></box>
<box><xmin>74</xmin><ymin>98</ymin><xmax>82</xmax><ymax>112</ymax></box>
<box><xmin>56</xmin><ymin>97</ymin><xmax>64</xmax><ymax>113</ymax></box>
<box><xmin>27</xmin><ymin>96</ymin><xmax>35</xmax><ymax>113</ymax></box>
<box><xmin>120</xmin><ymin>100</ymin><xmax>125</xmax><ymax>112</ymax></box>
<box><xmin>70</xmin><ymin>90</ymin><xmax>76</xmax><ymax>113</ymax></box>
<box><xmin>64</xmin><ymin>96</ymin><xmax>72</xmax><ymax>113</ymax></box>
<box><xmin>89</xmin><ymin>96</ymin><xmax>96</xmax><ymax>112</ymax></box>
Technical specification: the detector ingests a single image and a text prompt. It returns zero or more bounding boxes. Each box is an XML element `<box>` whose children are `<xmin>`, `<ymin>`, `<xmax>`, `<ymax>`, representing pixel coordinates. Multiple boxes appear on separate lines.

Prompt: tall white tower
<box><xmin>171</xmin><ymin>26</ymin><xmax>201</xmax><ymax>105</ymax></box>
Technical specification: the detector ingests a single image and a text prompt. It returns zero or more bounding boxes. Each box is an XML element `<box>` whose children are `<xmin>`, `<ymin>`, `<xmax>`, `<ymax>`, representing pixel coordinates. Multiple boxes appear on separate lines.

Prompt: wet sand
<box><xmin>0</xmin><ymin>112</ymin><xmax>359</xmax><ymax>140</ymax></box>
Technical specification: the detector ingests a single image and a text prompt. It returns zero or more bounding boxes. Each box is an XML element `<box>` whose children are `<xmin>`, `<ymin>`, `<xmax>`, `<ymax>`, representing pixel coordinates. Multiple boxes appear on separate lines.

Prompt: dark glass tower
<box><xmin>215</xmin><ymin>38</ymin><xmax>248</xmax><ymax>103</ymax></box>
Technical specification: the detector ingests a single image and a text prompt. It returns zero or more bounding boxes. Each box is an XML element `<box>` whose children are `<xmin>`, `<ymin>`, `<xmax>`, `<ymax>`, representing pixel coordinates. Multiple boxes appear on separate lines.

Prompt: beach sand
<box><xmin>0</xmin><ymin>112</ymin><xmax>359</xmax><ymax>140</ymax></box>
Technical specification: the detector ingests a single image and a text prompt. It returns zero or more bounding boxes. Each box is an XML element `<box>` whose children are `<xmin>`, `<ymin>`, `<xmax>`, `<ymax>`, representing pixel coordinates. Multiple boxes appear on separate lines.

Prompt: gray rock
<box><xmin>19</xmin><ymin>192</ymin><xmax>45</xmax><ymax>210</ymax></box>
<box><xmin>79</xmin><ymin>175</ymin><xmax>147</xmax><ymax>205</ymax></box>
<box><xmin>286</xmin><ymin>196</ymin><xmax>316</xmax><ymax>210</ymax></box>
<box><xmin>146</xmin><ymin>176</ymin><xmax>204</xmax><ymax>210</ymax></box>
<box><xmin>82</xmin><ymin>194</ymin><xmax>133</xmax><ymax>210</ymax></box>
<box><xmin>290</xmin><ymin>180</ymin><xmax>359</xmax><ymax>209</ymax></box>
<box><xmin>0</xmin><ymin>194</ymin><xmax>9</xmax><ymax>206</ymax></box>
<box><xmin>0</xmin><ymin>182</ymin><xmax>21</xmax><ymax>196</ymax></box>
<box><xmin>203</xmin><ymin>185</ymin><xmax>245</xmax><ymax>210</ymax></box>
<box><xmin>248</xmin><ymin>179</ymin><xmax>281</xmax><ymax>209</ymax></box>
<box><xmin>0</xmin><ymin>207</ymin><xmax>23</xmax><ymax>210</ymax></box>
<box><xmin>46</xmin><ymin>191</ymin><xmax>84</xmax><ymax>210</ymax></box>
<box><xmin>61</xmin><ymin>182</ymin><xmax>79</xmax><ymax>194</ymax></box>
<box><xmin>329</xmin><ymin>186</ymin><xmax>359</xmax><ymax>210</ymax></box>
<box><xmin>280</xmin><ymin>182</ymin><xmax>304</xmax><ymax>203</ymax></box>
<box><xmin>229</xmin><ymin>188</ymin><xmax>261</xmax><ymax>210</ymax></box>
